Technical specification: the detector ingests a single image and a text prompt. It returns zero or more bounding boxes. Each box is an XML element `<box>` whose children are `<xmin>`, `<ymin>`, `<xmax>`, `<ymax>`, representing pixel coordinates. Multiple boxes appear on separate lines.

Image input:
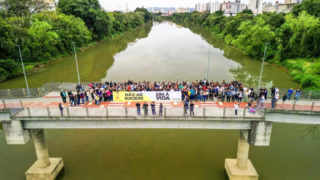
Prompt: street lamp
<box><xmin>72</xmin><ymin>42</ymin><xmax>81</xmax><ymax>84</ymax></box>
<box><xmin>16</xmin><ymin>45</ymin><xmax>30</xmax><ymax>97</ymax></box>
<box><xmin>207</xmin><ymin>41</ymin><xmax>211</xmax><ymax>81</ymax></box>
<box><xmin>257</xmin><ymin>43</ymin><xmax>269</xmax><ymax>93</ymax></box>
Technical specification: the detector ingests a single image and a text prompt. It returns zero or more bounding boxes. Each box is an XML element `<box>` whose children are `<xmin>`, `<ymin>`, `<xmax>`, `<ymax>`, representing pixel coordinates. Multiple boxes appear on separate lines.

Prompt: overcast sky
<box><xmin>99</xmin><ymin>0</ymin><xmax>281</xmax><ymax>11</ymax></box>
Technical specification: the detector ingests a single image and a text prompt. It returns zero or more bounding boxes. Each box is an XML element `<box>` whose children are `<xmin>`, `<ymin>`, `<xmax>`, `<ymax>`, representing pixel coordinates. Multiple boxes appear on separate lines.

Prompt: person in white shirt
<box><xmin>234</xmin><ymin>103</ymin><xmax>239</xmax><ymax>116</ymax></box>
<box><xmin>275</xmin><ymin>92</ymin><xmax>279</xmax><ymax>101</ymax></box>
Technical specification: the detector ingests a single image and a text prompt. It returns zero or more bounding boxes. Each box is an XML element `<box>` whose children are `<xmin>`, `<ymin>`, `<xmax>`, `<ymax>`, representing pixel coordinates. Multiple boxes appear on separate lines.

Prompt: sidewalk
<box><xmin>1</xmin><ymin>93</ymin><xmax>320</xmax><ymax>111</ymax></box>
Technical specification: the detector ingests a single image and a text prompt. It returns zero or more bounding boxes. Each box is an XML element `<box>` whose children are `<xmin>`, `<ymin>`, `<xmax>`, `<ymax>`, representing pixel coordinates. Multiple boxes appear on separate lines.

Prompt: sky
<box><xmin>99</xmin><ymin>0</ymin><xmax>285</xmax><ymax>11</ymax></box>
<box><xmin>99</xmin><ymin>0</ymin><xmax>259</xmax><ymax>11</ymax></box>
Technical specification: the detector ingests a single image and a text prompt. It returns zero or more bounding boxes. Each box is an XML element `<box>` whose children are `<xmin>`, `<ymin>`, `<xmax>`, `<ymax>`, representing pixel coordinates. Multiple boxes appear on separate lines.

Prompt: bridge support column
<box><xmin>26</xmin><ymin>129</ymin><xmax>64</xmax><ymax>180</ymax></box>
<box><xmin>225</xmin><ymin>130</ymin><xmax>258</xmax><ymax>180</ymax></box>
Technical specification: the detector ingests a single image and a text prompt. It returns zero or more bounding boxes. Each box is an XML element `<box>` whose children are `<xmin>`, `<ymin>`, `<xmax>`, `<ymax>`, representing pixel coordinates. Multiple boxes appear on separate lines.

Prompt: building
<box><xmin>262</xmin><ymin>2</ymin><xmax>275</xmax><ymax>12</ymax></box>
<box><xmin>262</xmin><ymin>0</ymin><xmax>297</xmax><ymax>13</ymax></box>
<box><xmin>177</xmin><ymin>7</ymin><xmax>190</xmax><ymax>13</ymax></box>
<box><xmin>167</xmin><ymin>9</ymin><xmax>175</xmax><ymax>15</ymax></box>
<box><xmin>248</xmin><ymin>0</ymin><xmax>262</xmax><ymax>14</ymax></box>
<box><xmin>213</xmin><ymin>1</ymin><xmax>221</xmax><ymax>12</ymax></box>
<box><xmin>44</xmin><ymin>0</ymin><xmax>56</xmax><ymax>11</ymax></box>
<box><xmin>275</xmin><ymin>0</ymin><xmax>297</xmax><ymax>13</ymax></box>
<box><xmin>240</xmin><ymin>4</ymin><xmax>248</xmax><ymax>12</ymax></box>
<box><xmin>221</xmin><ymin>1</ymin><xmax>237</xmax><ymax>14</ymax></box>
<box><xmin>235</xmin><ymin>0</ymin><xmax>241</xmax><ymax>13</ymax></box>
<box><xmin>205</xmin><ymin>1</ymin><xmax>221</xmax><ymax>13</ymax></box>
<box><xmin>0</xmin><ymin>0</ymin><xmax>3</xmax><ymax>10</ymax></box>
<box><xmin>195</xmin><ymin>3</ymin><xmax>206</xmax><ymax>12</ymax></box>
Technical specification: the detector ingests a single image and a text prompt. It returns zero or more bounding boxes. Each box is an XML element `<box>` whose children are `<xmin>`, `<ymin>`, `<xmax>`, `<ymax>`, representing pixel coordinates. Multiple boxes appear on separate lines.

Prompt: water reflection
<box><xmin>0</xmin><ymin>21</ymin><xmax>299</xmax><ymax>89</ymax></box>
<box><xmin>0</xmin><ymin>23</ymin><xmax>153</xmax><ymax>89</ymax></box>
<box><xmin>177</xmin><ymin>21</ymin><xmax>299</xmax><ymax>88</ymax></box>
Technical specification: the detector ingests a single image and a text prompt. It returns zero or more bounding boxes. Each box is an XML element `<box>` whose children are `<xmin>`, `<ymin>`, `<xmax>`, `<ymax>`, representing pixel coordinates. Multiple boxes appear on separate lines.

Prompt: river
<box><xmin>0</xmin><ymin>21</ymin><xmax>319</xmax><ymax>180</ymax></box>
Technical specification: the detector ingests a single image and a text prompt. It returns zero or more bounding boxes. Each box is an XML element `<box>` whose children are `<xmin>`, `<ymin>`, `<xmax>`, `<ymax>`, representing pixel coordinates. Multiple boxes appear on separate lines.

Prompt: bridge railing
<box><xmin>271</xmin><ymin>101</ymin><xmax>319</xmax><ymax>111</ymax></box>
<box><xmin>13</xmin><ymin>107</ymin><xmax>263</xmax><ymax>118</ymax></box>
<box><xmin>276</xmin><ymin>88</ymin><xmax>320</xmax><ymax>100</ymax></box>
<box><xmin>1</xmin><ymin>82</ymin><xmax>320</xmax><ymax>100</ymax></box>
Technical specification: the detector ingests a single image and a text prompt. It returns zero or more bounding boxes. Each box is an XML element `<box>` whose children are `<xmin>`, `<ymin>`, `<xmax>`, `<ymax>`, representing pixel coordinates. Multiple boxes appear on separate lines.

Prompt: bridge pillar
<box><xmin>225</xmin><ymin>130</ymin><xmax>258</xmax><ymax>180</ymax></box>
<box><xmin>25</xmin><ymin>129</ymin><xmax>64</xmax><ymax>180</ymax></box>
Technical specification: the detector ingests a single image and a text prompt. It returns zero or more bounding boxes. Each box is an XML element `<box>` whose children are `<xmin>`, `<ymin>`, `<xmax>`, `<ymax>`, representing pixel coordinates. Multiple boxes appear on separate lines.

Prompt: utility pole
<box><xmin>72</xmin><ymin>42</ymin><xmax>81</xmax><ymax>84</ymax></box>
<box><xmin>16</xmin><ymin>44</ymin><xmax>30</xmax><ymax>97</ymax></box>
<box><xmin>257</xmin><ymin>43</ymin><xmax>269</xmax><ymax>93</ymax></box>
<box><xmin>207</xmin><ymin>41</ymin><xmax>211</xmax><ymax>81</ymax></box>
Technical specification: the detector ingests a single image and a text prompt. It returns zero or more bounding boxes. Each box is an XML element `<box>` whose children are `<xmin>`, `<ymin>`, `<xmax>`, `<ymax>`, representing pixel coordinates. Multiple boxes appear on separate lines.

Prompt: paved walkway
<box><xmin>1</xmin><ymin>92</ymin><xmax>320</xmax><ymax>111</ymax></box>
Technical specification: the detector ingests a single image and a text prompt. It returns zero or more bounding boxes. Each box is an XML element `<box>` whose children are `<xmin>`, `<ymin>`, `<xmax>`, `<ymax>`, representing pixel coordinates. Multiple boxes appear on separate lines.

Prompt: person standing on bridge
<box><xmin>184</xmin><ymin>101</ymin><xmax>188</xmax><ymax>115</ymax></box>
<box><xmin>287</xmin><ymin>88</ymin><xmax>293</xmax><ymax>100</ymax></box>
<box><xmin>234</xmin><ymin>103</ymin><xmax>239</xmax><ymax>116</ymax></box>
<box><xmin>136</xmin><ymin>101</ymin><xmax>141</xmax><ymax>116</ymax></box>
<box><xmin>271</xmin><ymin>96</ymin><xmax>277</xmax><ymax>109</ymax></box>
<box><xmin>226</xmin><ymin>90</ymin><xmax>231</xmax><ymax>102</ymax></box>
<box><xmin>77</xmin><ymin>92</ymin><xmax>81</xmax><ymax>105</ymax></box>
<box><xmin>60</xmin><ymin>90</ymin><xmax>67</xmax><ymax>103</ymax></box>
<box><xmin>67</xmin><ymin>89</ymin><xmax>72</xmax><ymax>103</ymax></box>
<box><xmin>70</xmin><ymin>94</ymin><xmax>75</xmax><ymax>106</ymax></box>
<box><xmin>295</xmin><ymin>89</ymin><xmax>301</xmax><ymax>101</ymax></box>
<box><xmin>159</xmin><ymin>103</ymin><xmax>163</xmax><ymax>116</ymax></box>
<box><xmin>260</xmin><ymin>95</ymin><xmax>265</xmax><ymax>108</ymax></box>
<box><xmin>143</xmin><ymin>102</ymin><xmax>148</xmax><ymax>115</ymax></box>
<box><xmin>190</xmin><ymin>101</ymin><xmax>194</xmax><ymax>116</ymax></box>
<box><xmin>59</xmin><ymin>103</ymin><xmax>63</xmax><ymax>116</ymax></box>
<box><xmin>221</xmin><ymin>90</ymin><xmax>226</xmax><ymax>102</ymax></box>
<box><xmin>282</xmin><ymin>94</ymin><xmax>287</xmax><ymax>104</ymax></box>
<box><xmin>151</xmin><ymin>101</ymin><xmax>156</xmax><ymax>116</ymax></box>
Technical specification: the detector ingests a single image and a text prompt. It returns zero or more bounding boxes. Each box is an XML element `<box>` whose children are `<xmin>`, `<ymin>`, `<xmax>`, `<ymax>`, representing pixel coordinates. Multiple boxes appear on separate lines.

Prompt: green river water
<box><xmin>0</xmin><ymin>21</ymin><xmax>319</xmax><ymax>180</ymax></box>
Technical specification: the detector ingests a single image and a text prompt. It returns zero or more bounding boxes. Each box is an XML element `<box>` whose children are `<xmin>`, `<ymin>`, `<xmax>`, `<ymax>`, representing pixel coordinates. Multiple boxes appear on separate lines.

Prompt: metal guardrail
<box><xmin>0</xmin><ymin>82</ymin><xmax>320</xmax><ymax>100</ymax></box>
<box><xmin>12</xmin><ymin>107</ymin><xmax>263</xmax><ymax>118</ymax></box>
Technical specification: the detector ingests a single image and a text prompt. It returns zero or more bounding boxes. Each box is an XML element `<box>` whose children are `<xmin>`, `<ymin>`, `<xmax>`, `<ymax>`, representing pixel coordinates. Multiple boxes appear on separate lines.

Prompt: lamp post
<box><xmin>257</xmin><ymin>43</ymin><xmax>269</xmax><ymax>93</ymax></box>
<box><xmin>207</xmin><ymin>41</ymin><xmax>211</xmax><ymax>81</ymax></box>
<box><xmin>16</xmin><ymin>45</ymin><xmax>30</xmax><ymax>97</ymax></box>
<box><xmin>72</xmin><ymin>42</ymin><xmax>81</xmax><ymax>84</ymax></box>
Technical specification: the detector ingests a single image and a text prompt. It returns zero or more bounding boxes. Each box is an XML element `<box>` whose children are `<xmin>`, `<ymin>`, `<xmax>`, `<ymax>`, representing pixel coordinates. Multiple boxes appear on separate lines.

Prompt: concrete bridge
<box><xmin>1</xmin><ymin>103</ymin><xmax>320</xmax><ymax>180</ymax></box>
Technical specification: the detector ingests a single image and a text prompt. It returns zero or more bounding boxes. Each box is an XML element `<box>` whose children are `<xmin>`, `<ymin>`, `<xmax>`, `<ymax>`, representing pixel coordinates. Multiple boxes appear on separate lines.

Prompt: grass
<box><xmin>279</xmin><ymin>57</ymin><xmax>320</xmax><ymax>89</ymax></box>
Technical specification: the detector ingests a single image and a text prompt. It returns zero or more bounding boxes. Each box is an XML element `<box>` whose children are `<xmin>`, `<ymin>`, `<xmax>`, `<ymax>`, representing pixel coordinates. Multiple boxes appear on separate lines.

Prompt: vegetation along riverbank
<box><xmin>169</xmin><ymin>0</ymin><xmax>320</xmax><ymax>89</ymax></box>
<box><xmin>0</xmin><ymin>0</ymin><xmax>152</xmax><ymax>82</ymax></box>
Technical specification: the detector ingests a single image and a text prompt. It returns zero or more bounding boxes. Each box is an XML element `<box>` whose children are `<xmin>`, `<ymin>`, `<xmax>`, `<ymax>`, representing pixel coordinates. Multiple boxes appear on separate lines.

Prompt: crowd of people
<box><xmin>58</xmin><ymin>79</ymin><xmax>302</xmax><ymax>116</ymax></box>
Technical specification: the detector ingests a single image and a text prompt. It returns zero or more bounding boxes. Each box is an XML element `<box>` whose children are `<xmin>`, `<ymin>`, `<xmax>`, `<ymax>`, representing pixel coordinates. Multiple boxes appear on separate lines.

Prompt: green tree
<box><xmin>241</xmin><ymin>9</ymin><xmax>253</xmax><ymax>14</ymax></box>
<box><xmin>0</xmin><ymin>59</ymin><xmax>21</xmax><ymax>81</ymax></box>
<box><xmin>28</xmin><ymin>19</ymin><xmax>59</xmax><ymax>60</ymax></box>
<box><xmin>232</xmin><ymin>17</ymin><xmax>275</xmax><ymax>58</ymax></box>
<box><xmin>0</xmin><ymin>17</ymin><xmax>15</xmax><ymax>58</ymax></box>
<box><xmin>292</xmin><ymin>0</ymin><xmax>320</xmax><ymax>17</ymax></box>
<box><xmin>134</xmin><ymin>7</ymin><xmax>153</xmax><ymax>22</ymax></box>
<box><xmin>276</xmin><ymin>11</ymin><xmax>320</xmax><ymax>59</ymax></box>
<box><xmin>58</xmin><ymin>0</ymin><xmax>111</xmax><ymax>39</ymax></box>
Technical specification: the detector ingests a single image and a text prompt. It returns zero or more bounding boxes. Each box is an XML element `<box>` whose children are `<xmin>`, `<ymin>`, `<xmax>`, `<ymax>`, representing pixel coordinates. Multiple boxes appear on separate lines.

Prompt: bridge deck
<box><xmin>13</xmin><ymin>107</ymin><xmax>263</xmax><ymax>119</ymax></box>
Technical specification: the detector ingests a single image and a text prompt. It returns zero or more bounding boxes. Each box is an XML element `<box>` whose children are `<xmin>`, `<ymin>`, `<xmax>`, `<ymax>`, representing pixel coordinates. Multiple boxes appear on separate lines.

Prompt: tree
<box><xmin>58</xmin><ymin>0</ymin><xmax>111</xmax><ymax>39</ymax></box>
<box><xmin>232</xmin><ymin>17</ymin><xmax>275</xmax><ymax>58</ymax></box>
<box><xmin>0</xmin><ymin>17</ymin><xmax>15</xmax><ymax>58</ymax></box>
<box><xmin>32</xmin><ymin>11</ymin><xmax>92</xmax><ymax>52</ymax></box>
<box><xmin>241</xmin><ymin>9</ymin><xmax>253</xmax><ymax>14</ymax></box>
<box><xmin>292</xmin><ymin>0</ymin><xmax>320</xmax><ymax>17</ymax></box>
<box><xmin>213</xmin><ymin>10</ymin><xmax>224</xmax><ymax>16</ymax></box>
<box><xmin>276</xmin><ymin>11</ymin><xmax>320</xmax><ymax>59</ymax></box>
<box><xmin>0</xmin><ymin>59</ymin><xmax>21</xmax><ymax>81</ymax></box>
<box><xmin>134</xmin><ymin>7</ymin><xmax>153</xmax><ymax>22</ymax></box>
<box><xmin>28</xmin><ymin>19</ymin><xmax>58</xmax><ymax>60</ymax></box>
<box><xmin>0</xmin><ymin>0</ymin><xmax>48</xmax><ymax>27</ymax></box>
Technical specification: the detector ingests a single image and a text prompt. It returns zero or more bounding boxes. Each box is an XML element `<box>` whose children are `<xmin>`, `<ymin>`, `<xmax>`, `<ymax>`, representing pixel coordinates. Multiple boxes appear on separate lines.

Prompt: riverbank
<box><xmin>3</xmin><ymin>23</ymin><xmax>151</xmax><ymax>82</ymax></box>
<box><xmin>275</xmin><ymin>58</ymin><xmax>320</xmax><ymax>89</ymax></box>
<box><xmin>167</xmin><ymin>18</ymin><xmax>320</xmax><ymax>90</ymax></box>
<box><xmin>22</xmin><ymin>41</ymin><xmax>99</xmax><ymax>76</ymax></box>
